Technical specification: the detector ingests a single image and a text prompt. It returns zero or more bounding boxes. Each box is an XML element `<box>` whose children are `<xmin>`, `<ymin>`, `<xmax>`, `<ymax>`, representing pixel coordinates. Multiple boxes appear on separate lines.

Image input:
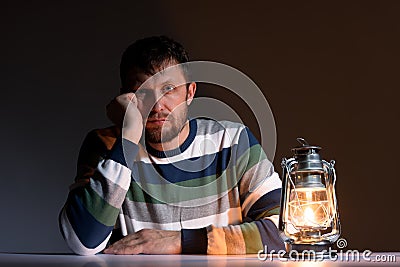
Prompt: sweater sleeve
<box><xmin>58</xmin><ymin>129</ymin><xmax>138</xmax><ymax>255</ymax></box>
<box><xmin>181</xmin><ymin>127</ymin><xmax>285</xmax><ymax>254</ymax></box>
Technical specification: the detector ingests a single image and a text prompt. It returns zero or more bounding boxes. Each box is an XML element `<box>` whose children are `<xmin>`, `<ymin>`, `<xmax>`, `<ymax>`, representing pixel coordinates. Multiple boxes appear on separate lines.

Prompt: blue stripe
<box><xmin>133</xmin><ymin>146</ymin><xmax>236</xmax><ymax>184</ymax></box>
<box><xmin>65</xmin><ymin>192</ymin><xmax>113</xmax><ymax>249</ymax></box>
<box><xmin>246</xmin><ymin>188</ymin><xmax>281</xmax><ymax>219</ymax></box>
<box><xmin>131</xmin><ymin>125</ymin><xmax>260</xmax><ymax>185</ymax></box>
<box><xmin>255</xmin><ymin>220</ymin><xmax>285</xmax><ymax>252</ymax></box>
<box><xmin>181</xmin><ymin>228</ymin><xmax>208</xmax><ymax>254</ymax></box>
<box><xmin>108</xmin><ymin>137</ymin><xmax>139</xmax><ymax>170</ymax></box>
<box><xmin>234</xmin><ymin>126</ymin><xmax>262</xmax><ymax>161</ymax></box>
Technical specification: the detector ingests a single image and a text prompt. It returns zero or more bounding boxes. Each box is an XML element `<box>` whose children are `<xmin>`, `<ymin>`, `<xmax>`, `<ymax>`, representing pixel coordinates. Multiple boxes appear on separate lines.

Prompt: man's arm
<box><xmin>190</xmin><ymin>174</ymin><xmax>284</xmax><ymax>254</ymax></box>
<box><xmin>59</xmin><ymin>93</ymin><xmax>142</xmax><ymax>255</ymax></box>
<box><xmin>59</xmin><ymin>129</ymin><xmax>139</xmax><ymax>255</ymax></box>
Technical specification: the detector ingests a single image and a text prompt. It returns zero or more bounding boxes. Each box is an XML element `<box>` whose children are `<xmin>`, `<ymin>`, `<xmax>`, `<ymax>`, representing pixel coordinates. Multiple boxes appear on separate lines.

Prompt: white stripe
<box><xmin>97</xmin><ymin>159</ymin><xmax>131</xmax><ymax>190</ymax></box>
<box><xmin>182</xmin><ymin>207</ymin><xmax>242</xmax><ymax>228</ymax></box>
<box><xmin>137</xmin><ymin>126</ymin><xmax>246</xmax><ymax>164</ymax></box>
<box><xmin>159</xmin><ymin>187</ymin><xmax>237</xmax><ymax>206</ymax></box>
<box><xmin>59</xmin><ymin>208</ymin><xmax>111</xmax><ymax>255</ymax></box>
<box><xmin>241</xmin><ymin>172</ymin><xmax>281</xmax><ymax>217</ymax></box>
<box><xmin>124</xmin><ymin>207</ymin><xmax>243</xmax><ymax>232</ymax></box>
<box><xmin>126</xmin><ymin>216</ymin><xmax>181</xmax><ymax>231</ymax></box>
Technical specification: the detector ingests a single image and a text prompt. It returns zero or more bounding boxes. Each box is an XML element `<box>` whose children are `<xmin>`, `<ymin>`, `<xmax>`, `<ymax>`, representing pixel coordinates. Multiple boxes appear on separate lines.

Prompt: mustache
<box><xmin>147</xmin><ymin>112</ymin><xmax>171</xmax><ymax>120</ymax></box>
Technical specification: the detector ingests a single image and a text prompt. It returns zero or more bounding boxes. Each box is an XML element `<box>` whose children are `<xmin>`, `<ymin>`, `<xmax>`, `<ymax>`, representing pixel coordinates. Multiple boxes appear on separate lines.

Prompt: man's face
<box><xmin>125</xmin><ymin>63</ymin><xmax>196</xmax><ymax>144</ymax></box>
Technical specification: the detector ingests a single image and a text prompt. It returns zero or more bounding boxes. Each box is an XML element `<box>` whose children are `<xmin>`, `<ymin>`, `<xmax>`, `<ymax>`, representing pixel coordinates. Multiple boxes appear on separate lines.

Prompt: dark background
<box><xmin>1</xmin><ymin>1</ymin><xmax>399</xmax><ymax>253</ymax></box>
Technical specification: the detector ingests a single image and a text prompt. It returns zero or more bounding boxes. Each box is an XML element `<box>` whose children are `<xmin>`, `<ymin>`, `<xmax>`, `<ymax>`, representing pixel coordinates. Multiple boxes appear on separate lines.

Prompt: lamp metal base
<box><xmin>283</xmin><ymin>242</ymin><xmax>336</xmax><ymax>260</ymax></box>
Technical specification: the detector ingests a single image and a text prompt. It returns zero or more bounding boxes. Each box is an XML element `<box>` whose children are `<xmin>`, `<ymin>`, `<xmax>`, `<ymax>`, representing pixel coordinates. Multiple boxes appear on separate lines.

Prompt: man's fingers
<box><xmin>126</xmin><ymin>92</ymin><xmax>135</xmax><ymax>100</ymax></box>
<box><xmin>104</xmin><ymin>233</ymin><xmax>142</xmax><ymax>254</ymax></box>
<box><xmin>118</xmin><ymin>92</ymin><xmax>134</xmax><ymax>101</ymax></box>
<box><xmin>117</xmin><ymin>243</ymin><xmax>143</xmax><ymax>255</ymax></box>
<box><xmin>104</xmin><ymin>241</ymin><xmax>143</xmax><ymax>255</ymax></box>
<box><xmin>103</xmin><ymin>229</ymin><xmax>180</xmax><ymax>254</ymax></box>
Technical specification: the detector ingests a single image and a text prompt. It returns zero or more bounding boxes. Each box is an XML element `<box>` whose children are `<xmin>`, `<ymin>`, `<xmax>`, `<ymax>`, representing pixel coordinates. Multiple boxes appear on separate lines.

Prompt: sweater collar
<box><xmin>144</xmin><ymin>119</ymin><xmax>197</xmax><ymax>158</ymax></box>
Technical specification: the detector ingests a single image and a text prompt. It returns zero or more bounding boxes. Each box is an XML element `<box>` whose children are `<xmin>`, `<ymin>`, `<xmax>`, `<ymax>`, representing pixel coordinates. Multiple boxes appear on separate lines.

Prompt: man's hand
<box><xmin>103</xmin><ymin>229</ymin><xmax>182</xmax><ymax>255</ymax></box>
<box><xmin>106</xmin><ymin>93</ymin><xmax>143</xmax><ymax>143</ymax></box>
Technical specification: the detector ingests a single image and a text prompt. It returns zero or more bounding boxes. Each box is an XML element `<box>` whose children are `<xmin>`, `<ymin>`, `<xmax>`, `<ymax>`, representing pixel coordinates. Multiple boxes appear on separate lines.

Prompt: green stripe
<box><xmin>126</xmin><ymin>182</ymin><xmax>164</xmax><ymax>204</ymax></box>
<box><xmin>78</xmin><ymin>187</ymin><xmax>119</xmax><ymax>226</ymax></box>
<box><xmin>254</xmin><ymin>206</ymin><xmax>280</xmax><ymax>220</ymax></box>
<box><xmin>239</xmin><ymin>222</ymin><xmax>264</xmax><ymax>253</ymax></box>
<box><xmin>126</xmin><ymin>167</ymin><xmax>240</xmax><ymax>204</ymax></box>
<box><xmin>126</xmin><ymin>145</ymin><xmax>266</xmax><ymax>204</ymax></box>
<box><xmin>236</xmin><ymin>144</ymin><xmax>266</xmax><ymax>176</ymax></box>
<box><xmin>175</xmin><ymin>174</ymin><xmax>225</xmax><ymax>187</ymax></box>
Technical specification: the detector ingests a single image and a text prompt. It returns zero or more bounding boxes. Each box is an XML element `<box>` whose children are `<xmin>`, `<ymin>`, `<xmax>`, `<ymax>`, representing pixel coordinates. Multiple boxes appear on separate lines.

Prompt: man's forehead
<box><xmin>129</xmin><ymin>65</ymin><xmax>187</xmax><ymax>88</ymax></box>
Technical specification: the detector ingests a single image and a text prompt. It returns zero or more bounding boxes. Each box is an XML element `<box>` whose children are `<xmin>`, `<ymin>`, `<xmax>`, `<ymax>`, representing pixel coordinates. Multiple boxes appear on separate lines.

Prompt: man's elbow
<box><xmin>59</xmin><ymin>208</ymin><xmax>110</xmax><ymax>256</ymax></box>
<box><xmin>68</xmin><ymin>244</ymin><xmax>104</xmax><ymax>256</ymax></box>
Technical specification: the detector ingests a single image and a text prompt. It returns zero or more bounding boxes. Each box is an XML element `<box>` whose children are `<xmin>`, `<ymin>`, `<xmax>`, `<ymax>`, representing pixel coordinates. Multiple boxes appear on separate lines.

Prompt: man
<box><xmin>59</xmin><ymin>36</ymin><xmax>284</xmax><ymax>255</ymax></box>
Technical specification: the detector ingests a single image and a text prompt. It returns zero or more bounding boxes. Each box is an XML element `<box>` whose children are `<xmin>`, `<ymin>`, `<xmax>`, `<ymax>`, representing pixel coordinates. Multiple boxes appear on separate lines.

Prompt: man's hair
<box><xmin>120</xmin><ymin>36</ymin><xmax>189</xmax><ymax>90</ymax></box>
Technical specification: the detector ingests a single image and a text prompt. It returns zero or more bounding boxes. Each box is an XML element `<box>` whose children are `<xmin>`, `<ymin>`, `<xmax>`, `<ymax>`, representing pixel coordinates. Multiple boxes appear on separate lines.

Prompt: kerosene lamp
<box><xmin>279</xmin><ymin>138</ymin><xmax>340</xmax><ymax>255</ymax></box>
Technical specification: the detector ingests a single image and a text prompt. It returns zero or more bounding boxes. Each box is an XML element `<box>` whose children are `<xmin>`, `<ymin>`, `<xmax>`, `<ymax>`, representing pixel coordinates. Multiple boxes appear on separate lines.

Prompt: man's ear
<box><xmin>186</xmin><ymin>82</ymin><xmax>196</xmax><ymax>105</ymax></box>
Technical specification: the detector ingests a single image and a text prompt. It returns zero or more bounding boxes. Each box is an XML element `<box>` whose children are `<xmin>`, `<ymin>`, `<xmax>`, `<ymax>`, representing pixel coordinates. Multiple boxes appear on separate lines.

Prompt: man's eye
<box><xmin>162</xmin><ymin>85</ymin><xmax>175</xmax><ymax>93</ymax></box>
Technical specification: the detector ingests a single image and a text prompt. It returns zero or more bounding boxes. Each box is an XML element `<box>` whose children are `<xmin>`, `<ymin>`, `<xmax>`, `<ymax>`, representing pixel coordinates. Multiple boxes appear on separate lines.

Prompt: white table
<box><xmin>0</xmin><ymin>252</ymin><xmax>399</xmax><ymax>267</ymax></box>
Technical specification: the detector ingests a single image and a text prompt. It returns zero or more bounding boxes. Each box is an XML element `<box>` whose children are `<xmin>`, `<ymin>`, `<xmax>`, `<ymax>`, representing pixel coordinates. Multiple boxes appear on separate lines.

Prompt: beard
<box><xmin>144</xmin><ymin>105</ymin><xmax>188</xmax><ymax>144</ymax></box>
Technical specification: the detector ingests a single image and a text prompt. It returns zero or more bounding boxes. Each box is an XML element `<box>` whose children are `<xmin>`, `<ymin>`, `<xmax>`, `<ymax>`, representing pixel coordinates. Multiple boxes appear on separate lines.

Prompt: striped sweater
<box><xmin>59</xmin><ymin>118</ymin><xmax>284</xmax><ymax>255</ymax></box>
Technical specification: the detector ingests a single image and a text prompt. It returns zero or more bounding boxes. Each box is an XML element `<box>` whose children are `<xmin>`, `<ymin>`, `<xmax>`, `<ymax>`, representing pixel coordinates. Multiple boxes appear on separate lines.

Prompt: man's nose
<box><xmin>151</xmin><ymin>100</ymin><xmax>163</xmax><ymax>112</ymax></box>
<box><xmin>150</xmin><ymin>90</ymin><xmax>166</xmax><ymax>112</ymax></box>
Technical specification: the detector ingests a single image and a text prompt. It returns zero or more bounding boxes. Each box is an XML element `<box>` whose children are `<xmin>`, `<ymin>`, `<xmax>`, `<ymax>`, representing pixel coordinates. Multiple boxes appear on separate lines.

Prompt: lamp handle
<box><xmin>279</xmin><ymin>158</ymin><xmax>297</xmax><ymax>232</ymax></box>
<box><xmin>322</xmin><ymin>160</ymin><xmax>336</xmax><ymax>184</ymax></box>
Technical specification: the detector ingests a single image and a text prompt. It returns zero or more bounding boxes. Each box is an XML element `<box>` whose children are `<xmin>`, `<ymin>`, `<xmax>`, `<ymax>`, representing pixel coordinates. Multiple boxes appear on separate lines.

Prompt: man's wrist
<box><xmin>122</xmin><ymin>127</ymin><xmax>142</xmax><ymax>144</ymax></box>
<box><xmin>174</xmin><ymin>231</ymin><xmax>183</xmax><ymax>254</ymax></box>
<box><xmin>181</xmin><ymin>228</ymin><xmax>208</xmax><ymax>254</ymax></box>
<box><xmin>108</xmin><ymin>137</ymin><xmax>139</xmax><ymax>170</ymax></box>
